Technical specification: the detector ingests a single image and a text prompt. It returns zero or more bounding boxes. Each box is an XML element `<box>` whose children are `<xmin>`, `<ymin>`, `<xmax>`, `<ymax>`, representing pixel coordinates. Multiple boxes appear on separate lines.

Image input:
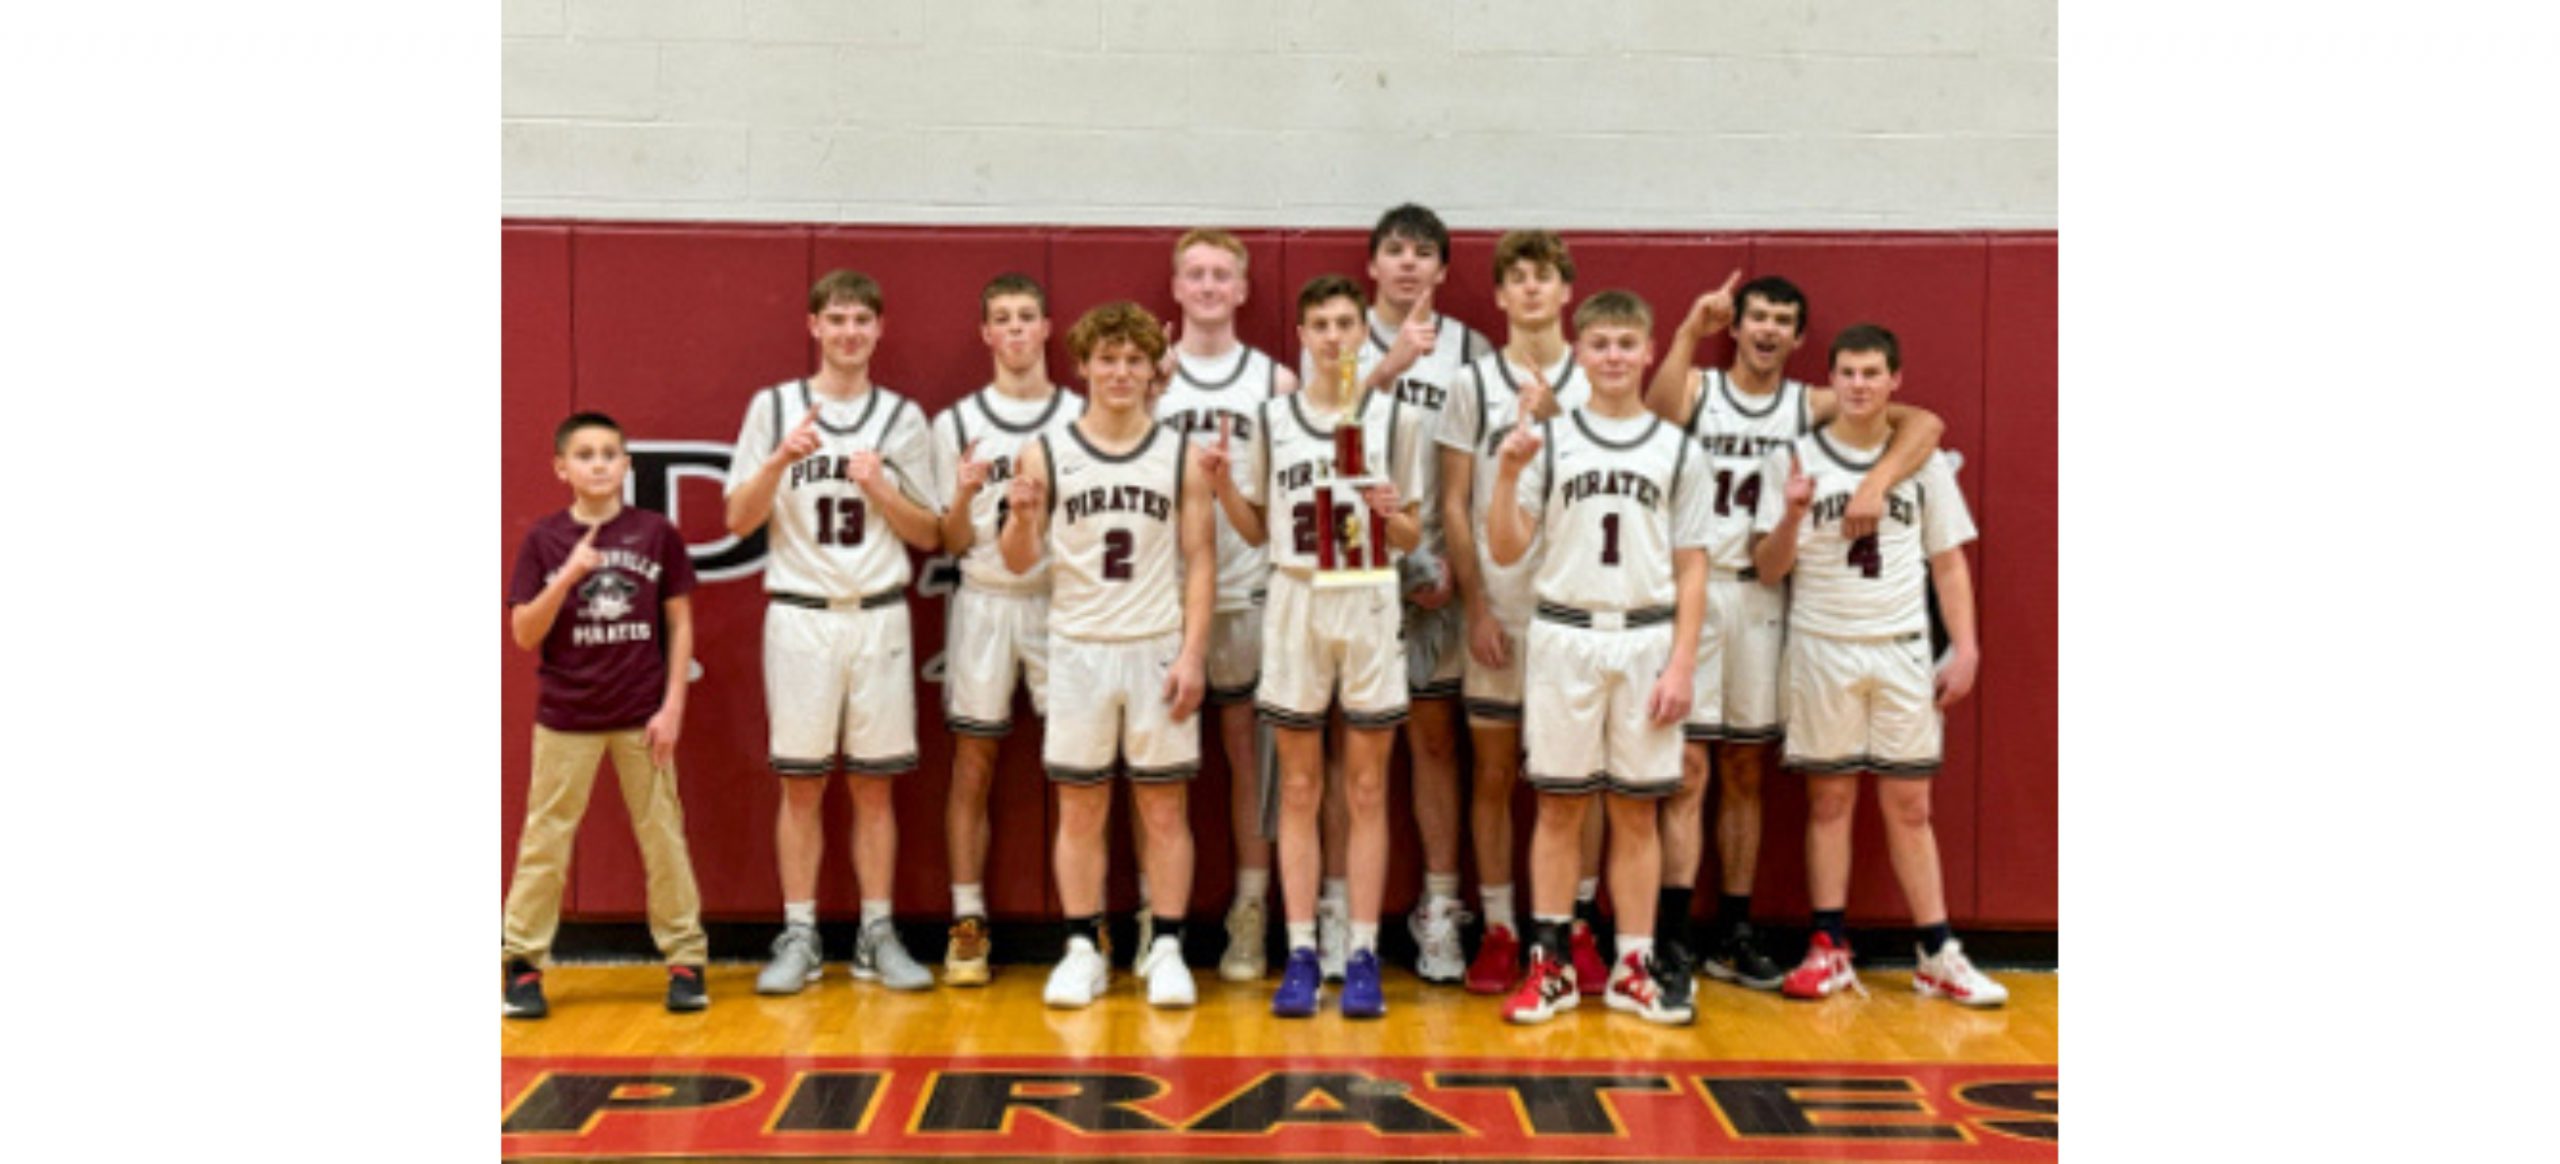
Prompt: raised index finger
<box><xmin>1411</xmin><ymin>287</ymin><xmax>1434</xmax><ymax>324</ymax></box>
<box><xmin>1717</xmin><ymin>268</ymin><xmax>1742</xmax><ymax>297</ymax></box>
<box><xmin>1217</xmin><ymin>414</ymin><xmax>1233</xmax><ymax>446</ymax></box>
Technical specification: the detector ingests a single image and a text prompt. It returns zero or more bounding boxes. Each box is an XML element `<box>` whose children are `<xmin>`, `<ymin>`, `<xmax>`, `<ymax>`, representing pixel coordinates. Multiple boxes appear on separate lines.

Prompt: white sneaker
<box><xmin>1408</xmin><ymin>900</ymin><xmax>1466</xmax><ymax>984</ymax></box>
<box><xmin>1219</xmin><ymin>896</ymin><xmax>1268</xmax><ymax>982</ymax></box>
<box><xmin>1044</xmin><ymin>937</ymin><xmax>1110</xmax><ymax>1009</ymax></box>
<box><xmin>1138</xmin><ymin>936</ymin><xmax>1197</xmax><ymax>1008</ymax></box>
<box><xmin>1316</xmin><ymin>897</ymin><xmax>1348</xmax><ymax>982</ymax></box>
<box><xmin>1913</xmin><ymin>938</ymin><xmax>2008</xmax><ymax>1008</ymax></box>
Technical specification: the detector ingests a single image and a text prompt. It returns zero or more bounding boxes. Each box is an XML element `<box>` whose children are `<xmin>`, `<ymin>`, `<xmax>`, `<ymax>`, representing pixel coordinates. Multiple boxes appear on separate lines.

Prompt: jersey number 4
<box><xmin>1713</xmin><ymin>470</ymin><xmax>1762</xmax><ymax>518</ymax></box>
<box><xmin>1846</xmin><ymin>534</ymin><xmax>1882</xmax><ymax>579</ymax></box>
<box><xmin>815</xmin><ymin>497</ymin><xmax>866</xmax><ymax>547</ymax></box>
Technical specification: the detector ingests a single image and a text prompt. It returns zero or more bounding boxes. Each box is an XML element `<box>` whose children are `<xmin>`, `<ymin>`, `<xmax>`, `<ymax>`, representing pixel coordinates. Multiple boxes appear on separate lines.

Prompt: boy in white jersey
<box><xmin>1487</xmin><ymin>290</ymin><xmax>1708</xmax><ymax>1028</ymax></box>
<box><xmin>1644</xmin><ymin>274</ymin><xmax>1947</xmax><ymax>992</ymax></box>
<box><xmin>1435</xmin><ymin>230</ymin><xmax>1612</xmax><ymax>997</ymax></box>
<box><xmin>930</xmin><ymin>273</ymin><xmax>1086</xmax><ymax>986</ymax></box>
<box><xmin>1750</xmin><ymin>324</ymin><xmax>2004</xmax><ymax>1009</ymax></box>
<box><xmin>1154</xmin><ymin>229</ymin><xmax>1301</xmax><ymax>982</ymax></box>
<box><xmin>1341</xmin><ymin>204</ymin><xmax>1492</xmax><ymax>984</ymax></box>
<box><xmin>1000</xmin><ymin>302</ymin><xmax>1215</xmax><ymax>1010</ymax></box>
<box><xmin>1207</xmin><ymin>275</ymin><xmax>1424</xmax><ymax>1019</ymax></box>
<box><xmin>725</xmin><ymin>270</ymin><xmax>944</xmax><ymax>995</ymax></box>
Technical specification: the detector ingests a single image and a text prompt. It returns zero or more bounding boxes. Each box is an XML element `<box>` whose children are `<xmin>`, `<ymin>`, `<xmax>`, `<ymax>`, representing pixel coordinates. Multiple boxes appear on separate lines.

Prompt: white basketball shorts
<box><xmin>764</xmin><ymin>597</ymin><xmax>917</xmax><ymax>776</ymax></box>
<box><xmin>1043</xmin><ymin>630</ymin><xmax>1202</xmax><ymax>783</ymax></box>
<box><xmin>1256</xmin><ymin>569</ymin><xmax>1409</xmax><ymax>730</ymax></box>
<box><xmin>1523</xmin><ymin>615</ymin><xmax>1682</xmax><ymax>798</ymax></box>
<box><xmin>1781</xmin><ymin>631</ymin><xmax>1942</xmax><ymax>776</ymax></box>
<box><xmin>941</xmin><ymin>585</ymin><xmax>1049</xmax><ymax>737</ymax></box>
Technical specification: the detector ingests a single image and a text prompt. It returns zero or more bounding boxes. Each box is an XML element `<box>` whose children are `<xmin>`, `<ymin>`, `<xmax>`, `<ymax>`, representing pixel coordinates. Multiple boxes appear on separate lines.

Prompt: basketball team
<box><xmin>500</xmin><ymin>204</ymin><xmax>2006</xmax><ymax>1029</ymax></box>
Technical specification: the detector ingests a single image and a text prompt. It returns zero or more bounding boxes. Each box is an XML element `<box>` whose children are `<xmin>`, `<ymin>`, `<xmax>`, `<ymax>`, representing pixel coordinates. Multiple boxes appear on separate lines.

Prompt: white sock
<box><xmin>1287</xmin><ymin>922</ymin><xmax>1317</xmax><ymax>950</ymax></box>
<box><xmin>1617</xmin><ymin>934</ymin><xmax>1654</xmax><ymax>967</ymax></box>
<box><xmin>1575</xmin><ymin>877</ymin><xmax>1600</xmax><ymax>905</ymax></box>
<box><xmin>860</xmin><ymin>899</ymin><xmax>891</xmax><ymax>926</ymax></box>
<box><xmin>1235</xmin><ymin>868</ymin><xmax>1270</xmax><ymax>903</ymax></box>
<box><xmin>784</xmin><ymin>900</ymin><xmax>818</xmax><ymax>930</ymax></box>
<box><xmin>1423</xmin><ymin>872</ymin><xmax>1461</xmax><ymax>910</ymax></box>
<box><xmin>951</xmin><ymin>883</ymin><xmax>986</xmax><ymax>919</ymax></box>
<box><xmin>1321</xmin><ymin>877</ymin><xmax>1348</xmax><ymax>908</ymax></box>
<box><xmin>1479</xmin><ymin>885</ymin><xmax>1516</xmax><ymax>932</ymax></box>
<box><xmin>1350</xmin><ymin>921</ymin><xmax>1379</xmax><ymax>953</ymax></box>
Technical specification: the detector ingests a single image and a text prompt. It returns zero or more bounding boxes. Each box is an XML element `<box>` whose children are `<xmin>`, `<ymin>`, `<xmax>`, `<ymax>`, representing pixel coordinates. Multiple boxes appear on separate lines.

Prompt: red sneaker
<box><xmin>1465</xmin><ymin>923</ymin><xmax>1522</xmax><ymax>995</ymax></box>
<box><xmin>1502</xmin><ymin>945</ymin><xmax>1579</xmax><ymax>1025</ymax></box>
<box><xmin>1781</xmin><ymin>932</ymin><xmax>1865</xmax><ymax>1000</ymax></box>
<box><xmin>1568</xmin><ymin>920</ymin><xmax>1608</xmax><ymax>997</ymax></box>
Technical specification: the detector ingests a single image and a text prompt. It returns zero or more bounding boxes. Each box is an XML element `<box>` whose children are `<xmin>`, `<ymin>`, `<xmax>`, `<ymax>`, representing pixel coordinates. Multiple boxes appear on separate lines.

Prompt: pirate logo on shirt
<box><xmin>578</xmin><ymin>571</ymin><xmax>638</xmax><ymax>623</ymax></box>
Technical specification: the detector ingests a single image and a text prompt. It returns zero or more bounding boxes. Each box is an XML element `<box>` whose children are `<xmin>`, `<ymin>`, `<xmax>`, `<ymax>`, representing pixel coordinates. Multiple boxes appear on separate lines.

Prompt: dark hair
<box><xmin>1296</xmin><ymin>273</ymin><xmax>1366</xmax><ymax>322</ymax></box>
<box><xmin>1493</xmin><ymin>230</ymin><xmax>1575</xmax><ymax>286</ymax></box>
<box><xmin>1368</xmin><ymin>203</ymin><xmax>1451</xmax><ymax>261</ymax></box>
<box><xmin>1828</xmin><ymin>323</ymin><xmax>1901</xmax><ymax>372</ymax></box>
<box><xmin>808</xmin><ymin>269</ymin><xmax>884</xmax><ymax>315</ymax></box>
<box><xmin>1734</xmin><ymin>275</ymin><xmax>1809</xmax><ymax>337</ymax></box>
<box><xmin>1573</xmin><ymin>289</ymin><xmax>1653</xmax><ymax>334</ymax></box>
<box><xmin>553</xmin><ymin>411</ymin><xmax>623</xmax><ymax>454</ymax></box>
<box><xmin>1066</xmin><ymin>300</ymin><xmax>1167</xmax><ymax>363</ymax></box>
<box><xmin>980</xmin><ymin>272</ymin><xmax>1047</xmax><ymax>318</ymax></box>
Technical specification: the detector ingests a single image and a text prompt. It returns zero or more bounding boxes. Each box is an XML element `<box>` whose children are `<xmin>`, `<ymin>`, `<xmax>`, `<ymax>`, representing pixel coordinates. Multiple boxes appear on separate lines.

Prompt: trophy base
<box><xmin>1312</xmin><ymin>567</ymin><xmax>1398</xmax><ymax>590</ymax></box>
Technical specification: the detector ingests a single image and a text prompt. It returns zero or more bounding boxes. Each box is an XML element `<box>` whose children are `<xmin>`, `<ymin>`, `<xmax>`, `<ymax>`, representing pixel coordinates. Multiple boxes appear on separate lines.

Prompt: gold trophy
<box><xmin>1314</xmin><ymin>346</ymin><xmax>1396</xmax><ymax>588</ymax></box>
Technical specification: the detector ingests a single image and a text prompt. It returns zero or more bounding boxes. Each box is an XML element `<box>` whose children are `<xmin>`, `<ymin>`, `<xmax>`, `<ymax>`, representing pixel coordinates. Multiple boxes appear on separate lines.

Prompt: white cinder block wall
<box><xmin>502</xmin><ymin>0</ymin><xmax>2055</xmax><ymax>229</ymax></box>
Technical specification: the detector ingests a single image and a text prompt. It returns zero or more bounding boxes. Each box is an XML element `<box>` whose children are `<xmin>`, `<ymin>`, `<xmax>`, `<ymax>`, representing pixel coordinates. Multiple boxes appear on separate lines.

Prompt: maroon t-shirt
<box><xmin>506</xmin><ymin>507</ymin><xmax>698</xmax><ymax>732</ymax></box>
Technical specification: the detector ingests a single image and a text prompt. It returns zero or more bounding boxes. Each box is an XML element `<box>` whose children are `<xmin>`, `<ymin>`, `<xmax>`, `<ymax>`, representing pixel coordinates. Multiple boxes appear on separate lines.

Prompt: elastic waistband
<box><xmin>770</xmin><ymin>589</ymin><xmax>904</xmax><ymax>611</ymax></box>
<box><xmin>1535</xmin><ymin>602</ymin><xmax>1673</xmax><ymax>631</ymax></box>
<box><xmin>1712</xmin><ymin>567</ymin><xmax>1760</xmax><ymax>582</ymax></box>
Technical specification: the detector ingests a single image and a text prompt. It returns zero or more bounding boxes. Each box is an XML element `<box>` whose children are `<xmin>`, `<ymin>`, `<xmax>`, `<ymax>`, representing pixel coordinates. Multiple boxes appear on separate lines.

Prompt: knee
<box><xmin>1537</xmin><ymin>794</ymin><xmax>1589</xmax><ymax>834</ymax></box>
<box><xmin>1880</xmin><ymin>785</ymin><xmax>1933</xmax><ymax>830</ymax></box>
<box><xmin>1279</xmin><ymin>769</ymin><xmax>1323</xmax><ymax>812</ymax></box>
<box><xmin>1138</xmin><ymin>788</ymin><xmax>1191</xmax><ymax>836</ymax></box>
<box><xmin>1721</xmin><ymin>756</ymin><xmax>1764</xmax><ymax>802</ymax></box>
<box><xmin>1057</xmin><ymin>788</ymin><xmax>1109</xmax><ymax>832</ymax></box>
<box><xmin>1345</xmin><ymin>768</ymin><xmax>1388</xmax><ymax>814</ymax></box>
<box><xmin>849</xmin><ymin>778</ymin><xmax>894</xmax><ymax>812</ymax></box>
<box><xmin>779</xmin><ymin>779</ymin><xmax>826</xmax><ymax>812</ymax></box>
<box><xmin>1414</xmin><ymin>725</ymin><xmax>1459</xmax><ymax>765</ymax></box>
<box><xmin>1806</xmin><ymin>783</ymin><xmax>1857</xmax><ymax>825</ymax></box>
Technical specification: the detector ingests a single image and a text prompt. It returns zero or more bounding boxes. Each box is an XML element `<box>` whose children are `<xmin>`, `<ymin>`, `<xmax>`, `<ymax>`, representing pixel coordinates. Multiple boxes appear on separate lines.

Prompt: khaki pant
<box><xmin>501</xmin><ymin>725</ymin><xmax>708</xmax><ymax>965</ymax></box>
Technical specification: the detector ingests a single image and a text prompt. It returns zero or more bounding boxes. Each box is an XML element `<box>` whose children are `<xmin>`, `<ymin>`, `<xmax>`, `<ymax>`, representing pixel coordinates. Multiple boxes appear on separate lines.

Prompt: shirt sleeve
<box><xmin>883</xmin><ymin>400</ymin><xmax>942</xmax><ymax>513</ymax></box>
<box><xmin>928</xmin><ymin>408</ymin><xmax>963</xmax><ymax>512</ymax></box>
<box><xmin>1513</xmin><ymin>421</ymin><xmax>1552</xmax><ymax>525</ymax></box>
<box><xmin>1751</xmin><ymin>442</ymin><xmax>1794</xmax><ymax>535</ymax></box>
<box><xmin>724</xmin><ymin>389</ymin><xmax>773</xmax><ymax>498</ymax></box>
<box><xmin>1241</xmin><ymin>400</ymin><xmax>1271</xmax><ymax>507</ymax></box>
<box><xmin>1437</xmin><ymin>364</ymin><xmax>1481</xmax><ymax>455</ymax></box>
<box><xmin>506</xmin><ymin>524</ymin><xmax>553</xmax><ymax>607</ymax></box>
<box><xmin>1917</xmin><ymin>451</ymin><xmax>1979</xmax><ymax>555</ymax></box>
<box><xmin>657</xmin><ymin>515</ymin><xmax>698</xmax><ymax>599</ymax></box>
<box><xmin>1386</xmin><ymin>394</ymin><xmax>1427</xmax><ymax>508</ymax></box>
<box><xmin>1672</xmin><ymin>443</ymin><xmax>1713</xmax><ymax>550</ymax></box>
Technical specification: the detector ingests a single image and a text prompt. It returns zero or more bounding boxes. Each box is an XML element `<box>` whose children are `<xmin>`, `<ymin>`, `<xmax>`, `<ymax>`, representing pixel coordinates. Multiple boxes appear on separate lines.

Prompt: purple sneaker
<box><xmin>1341</xmin><ymin>949</ymin><xmax>1386</xmax><ymax>1019</ymax></box>
<box><xmin>1271</xmin><ymin>947</ymin><xmax>1323</xmax><ymax>1018</ymax></box>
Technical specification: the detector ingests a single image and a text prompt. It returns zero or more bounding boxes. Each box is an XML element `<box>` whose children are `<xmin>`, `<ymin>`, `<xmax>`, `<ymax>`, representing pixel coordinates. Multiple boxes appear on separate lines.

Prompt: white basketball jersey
<box><xmin>1755</xmin><ymin>429</ymin><xmax>1974</xmax><ymax>640</ymax></box>
<box><xmin>932</xmin><ymin>386</ymin><xmax>1086</xmax><ymax>594</ymax></box>
<box><xmin>725</xmin><ymin>380</ymin><xmax>937</xmax><ymax>599</ymax></box>
<box><xmin>1437</xmin><ymin>349</ymin><xmax>1591</xmax><ymax>624</ymax></box>
<box><xmin>1154</xmin><ymin>344</ymin><xmax>1278</xmax><ymax>611</ymax></box>
<box><xmin>1043</xmin><ymin>422</ymin><xmax>1189</xmax><ymax>642</ymax></box>
<box><xmin>1244</xmin><ymin>389</ymin><xmax>1418</xmax><ymax>580</ymax></box>
<box><xmin>1688</xmin><ymin>368</ymin><xmax>1814</xmax><ymax>575</ymax></box>
<box><xmin>1515</xmin><ymin>409</ymin><xmax>1712</xmax><ymax>613</ymax></box>
<box><xmin>1301</xmin><ymin>310</ymin><xmax>1484</xmax><ymax>567</ymax></box>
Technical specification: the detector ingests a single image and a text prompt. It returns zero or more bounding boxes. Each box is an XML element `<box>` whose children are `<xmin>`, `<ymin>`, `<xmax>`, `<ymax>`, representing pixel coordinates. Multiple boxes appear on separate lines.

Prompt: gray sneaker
<box><xmin>852</xmin><ymin>917</ymin><xmax>935</xmax><ymax>991</ymax></box>
<box><xmin>756</xmin><ymin>925</ymin><xmax>823</xmax><ymax>995</ymax></box>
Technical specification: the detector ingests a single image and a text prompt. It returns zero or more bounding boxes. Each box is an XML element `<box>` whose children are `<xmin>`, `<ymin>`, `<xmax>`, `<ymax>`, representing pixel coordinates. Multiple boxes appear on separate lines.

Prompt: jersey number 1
<box><xmin>1713</xmin><ymin>469</ymin><xmax>1762</xmax><ymax>518</ymax></box>
<box><xmin>816</xmin><ymin>497</ymin><xmax>866</xmax><ymax>547</ymax></box>
<box><xmin>1599</xmin><ymin>513</ymin><xmax>1621</xmax><ymax>567</ymax></box>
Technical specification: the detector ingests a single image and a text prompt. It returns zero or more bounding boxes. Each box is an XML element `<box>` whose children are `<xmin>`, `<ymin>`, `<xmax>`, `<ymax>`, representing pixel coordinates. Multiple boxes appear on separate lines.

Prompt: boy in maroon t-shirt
<box><xmin>501</xmin><ymin>412</ymin><xmax>709</xmax><ymax>1018</ymax></box>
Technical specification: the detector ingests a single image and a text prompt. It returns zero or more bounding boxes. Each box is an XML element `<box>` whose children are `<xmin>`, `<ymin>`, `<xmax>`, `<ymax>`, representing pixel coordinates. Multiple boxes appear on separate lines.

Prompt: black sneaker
<box><xmin>665</xmin><ymin>964</ymin><xmax>709</xmax><ymax>1012</ymax></box>
<box><xmin>1705</xmin><ymin>921</ymin><xmax>1786</xmax><ymax>991</ymax></box>
<box><xmin>1648</xmin><ymin>948</ymin><xmax>1698</xmax><ymax>1017</ymax></box>
<box><xmin>502</xmin><ymin>960</ymin><xmax>548</xmax><ymax>1019</ymax></box>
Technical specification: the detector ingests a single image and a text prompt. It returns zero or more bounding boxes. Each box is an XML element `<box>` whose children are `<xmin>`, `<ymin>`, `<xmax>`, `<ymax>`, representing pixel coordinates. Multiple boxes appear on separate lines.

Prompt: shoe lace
<box><xmin>1833</xmin><ymin>949</ymin><xmax>1870</xmax><ymax>998</ymax></box>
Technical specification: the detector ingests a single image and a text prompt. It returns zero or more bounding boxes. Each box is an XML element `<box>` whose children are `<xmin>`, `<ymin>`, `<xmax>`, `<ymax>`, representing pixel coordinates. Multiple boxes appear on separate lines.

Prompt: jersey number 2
<box><xmin>1103</xmin><ymin>529</ymin><xmax>1135</xmax><ymax>581</ymax></box>
<box><xmin>816</xmin><ymin>497</ymin><xmax>866</xmax><ymax>547</ymax></box>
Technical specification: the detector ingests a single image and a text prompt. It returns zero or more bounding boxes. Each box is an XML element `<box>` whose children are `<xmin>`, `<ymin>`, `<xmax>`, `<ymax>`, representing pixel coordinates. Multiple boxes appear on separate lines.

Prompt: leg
<box><xmin>1660</xmin><ymin>740</ymin><xmax>1710</xmax><ymax>909</ymax></box>
<box><xmin>848</xmin><ymin>774</ymin><xmax>899</xmax><ymax>907</ymax></box>
<box><xmin>1467</xmin><ymin>720</ymin><xmax>1520</xmax><ymax>894</ymax></box>
<box><xmin>945</xmin><ymin>734</ymin><xmax>999</xmax><ymax>900</ymax></box>
<box><xmin>1053</xmin><ymin>782</ymin><xmax>1113</xmax><ymax>917</ymax></box>
<box><xmin>1340</xmin><ymin>724</ymin><xmax>1396</xmax><ymax>927</ymax></box>
<box><xmin>1804</xmin><ymin>773</ymin><xmax>1860</xmax><ymax>912</ymax></box>
<box><xmin>1406</xmin><ymin>697</ymin><xmax>1464</xmax><ymax>889</ymax></box>
<box><xmin>1273</xmin><ymin>726</ymin><xmax>1327</xmax><ymax>927</ymax></box>
<box><xmin>1876</xmin><ymin>777</ymin><xmax>1947</xmax><ymax>927</ymax></box>
<box><xmin>775</xmin><ymin>775</ymin><xmax>828</xmax><ymax>906</ymax></box>
<box><xmin>1134</xmin><ymin>781</ymin><xmax>1196</xmax><ymax>926</ymax></box>
<box><xmin>1603</xmin><ymin>793</ymin><xmax>1662</xmax><ymax>944</ymax></box>
<box><xmin>1222</xmin><ymin>701</ymin><xmax>1267</xmax><ymax>878</ymax></box>
<box><xmin>501</xmin><ymin>727</ymin><xmax>609</xmax><ymax>965</ymax></box>
<box><xmin>1715</xmin><ymin>741</ymin><xmax>1768</xmax><ymax>897</ymax></box>
<box><xmin>604</xmin><ymin>729</ymin><xmax>708</xmax><ymax>967</ymax></box>
<box><xmin>1528</xmin><ymin>791</ymin><xmax>1590</xmax><ymax>921</ymax></box>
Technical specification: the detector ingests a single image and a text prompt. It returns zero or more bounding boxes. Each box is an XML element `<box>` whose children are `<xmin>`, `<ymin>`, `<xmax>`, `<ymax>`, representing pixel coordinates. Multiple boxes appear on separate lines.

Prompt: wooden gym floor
<box><xmin>501</xmin><ymin>959</ymin><xmax>2058</xmax><ymax>1160</ymax></box>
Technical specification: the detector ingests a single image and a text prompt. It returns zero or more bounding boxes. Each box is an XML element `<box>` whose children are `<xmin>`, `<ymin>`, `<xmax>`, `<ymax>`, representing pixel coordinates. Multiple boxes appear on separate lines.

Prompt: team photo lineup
<box><xmin>501</xmin><ymin>202</ymin><xmax>2007</xmax><ymax>1031</ymax></box>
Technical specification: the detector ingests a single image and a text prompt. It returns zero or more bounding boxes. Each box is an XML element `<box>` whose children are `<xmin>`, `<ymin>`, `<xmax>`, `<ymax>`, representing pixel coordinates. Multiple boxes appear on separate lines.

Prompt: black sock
<box><xmin>1920</xmin><ymin>922</ymin><xmax>1952</xmax><ymax>957</ymax></box>
<box><xmin>1715</xmin><ymin>893</ymin><xmax>1752</xmax><ymax>937</ymax></box>
<box><xmin>1153</xmin><ymin>915</ymin><xmax>1186</xmax><ymax>947</ymax></box>
<box><xmin>1812</xmin><ymin>909</ymin><xmax>1848</xmax><ymax>946</ymax></box>
<box><xmin>1532</xmin><ymin>919</ymin><xmax>1571</xmax><ymax>961</ymax></box>
<box><xmin>1657</xmin><ymin>886</ymin><xmax>1694</xmax><ymax>941</ymax></box>
<box><xmin>1067</xmin><ymin>914</ymin><xmax>1104</xmax><ymax>946</ymax></box>
<box><xmin>1573</xmin><ymin>896</ymin><xmax>1602</xmax><ymax>926</ymax></box>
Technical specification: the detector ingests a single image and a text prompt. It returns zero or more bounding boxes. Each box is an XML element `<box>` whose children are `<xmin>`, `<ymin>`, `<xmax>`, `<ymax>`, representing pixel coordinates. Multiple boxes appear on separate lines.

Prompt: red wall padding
<box><xmin>499</xmin><ymin>221</ymin><xmax>2059</xmax><ymax>931</ymax></box>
